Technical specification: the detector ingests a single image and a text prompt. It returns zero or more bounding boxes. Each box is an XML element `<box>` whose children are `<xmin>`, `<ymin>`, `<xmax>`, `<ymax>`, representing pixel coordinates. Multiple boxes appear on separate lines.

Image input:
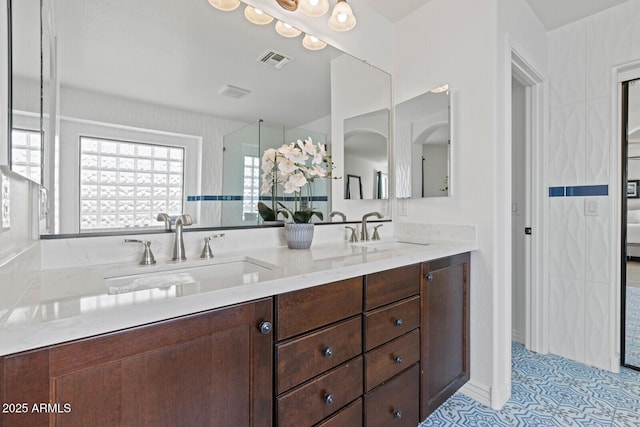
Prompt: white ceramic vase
<box><xmin>284</xmin><ymin>223</ymin><xmax>314</xmax><ymax>249</ymax></box>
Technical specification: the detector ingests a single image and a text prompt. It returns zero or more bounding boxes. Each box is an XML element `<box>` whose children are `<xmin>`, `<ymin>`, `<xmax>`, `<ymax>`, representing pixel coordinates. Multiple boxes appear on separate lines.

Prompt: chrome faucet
<box><xmin>329</xmin><ymin>211</ymin><xmax>347</xmax><ymax>222</ymax></box>
<box><xmin>156</xmin><ymin>213</ymin><xmax>172</xmax><ymax>231</ymax></box>
<box><xmin>172</xmin><ymin>214</ymin><xmax>193</xmax><ymax>261</ymax></box>
<box><xmin>361</xmin><ymin>212</ymin><xmax>383</xmax><ymax>241</ymax></box>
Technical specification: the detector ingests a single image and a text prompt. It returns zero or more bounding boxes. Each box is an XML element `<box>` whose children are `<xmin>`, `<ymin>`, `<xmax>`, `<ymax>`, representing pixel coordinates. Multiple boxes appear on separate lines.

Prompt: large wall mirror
<box><xmin>12</xmin><ymin>0</ymin><xmax>391</xmax><ymax>236</ymax></box>
<box><xmin>395</xmin><ymin>86</ymin><xmax>451</xmax><ymax>198</ymax></box>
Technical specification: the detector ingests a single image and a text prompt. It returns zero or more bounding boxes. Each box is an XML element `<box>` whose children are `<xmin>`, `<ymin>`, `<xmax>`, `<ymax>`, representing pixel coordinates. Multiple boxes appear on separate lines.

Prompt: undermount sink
<box><xmin>105</xmin><ymin>257</ymin><xmax>277</xmax><ymax>295</ymax></box>
<box><xmin>352</xmin><ymin>240</ymin><xmax>430</xmax><ymax>251</ymax></box>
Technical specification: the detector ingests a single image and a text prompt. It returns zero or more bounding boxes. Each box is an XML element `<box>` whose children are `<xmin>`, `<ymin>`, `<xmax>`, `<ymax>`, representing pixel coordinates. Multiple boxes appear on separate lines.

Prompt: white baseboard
<box><xmin>459</xmin><ymin>380</ymin><xmax>491</xmax><ymax>407</ymax></box>
<box><xmin>459</xmin><ymin>379</ymin><xmax>511</xmax><ymax>410</ymax></box>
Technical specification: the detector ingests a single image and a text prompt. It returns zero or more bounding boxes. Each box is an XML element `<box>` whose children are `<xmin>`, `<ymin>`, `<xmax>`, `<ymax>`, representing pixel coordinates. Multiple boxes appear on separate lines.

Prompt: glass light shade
<box><xmin>299</xmin><ymin>0</ymin><xmax>329</xmax><ymax>17</ymax></box>
<box><xmin>431</xmin><ymin>84</ymin><xmax>449</xmax><ymax>93</ymax></box>
<box><xmin>207</xmin><ymin>0</ymin><xmax>241</xmax><ymax>11</ymax></box>
<box><xmin>328</xmin><ymin>0</ymin><xmax>356</xmax><ymax>32</ymax></box>
<box><xmin>244</xmin><ymin>5</ymin><xmax>274</xmax><ymax>25</ymax></box>
<box><xmin>275</xmin><ymin>21</ymin><xmax>302</xmax><ymax>38</ymax></box>
<box><xmin>302</xmin><ymin>34</ymin><xmax>327</xmax><ymax>50</ymax></box>
<box><xmin>209</xmin><ymin>0</ymin><xmax>240</xmax><ymax>12</ymax></box>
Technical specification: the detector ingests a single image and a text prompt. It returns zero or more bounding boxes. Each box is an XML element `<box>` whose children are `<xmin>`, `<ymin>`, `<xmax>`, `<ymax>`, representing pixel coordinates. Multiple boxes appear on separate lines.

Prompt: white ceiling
<box><xmin>367</xmin><ymin>0</ymin><xmax>629</xmax><ymax>30</ymax></box>
<box><xmin>525</xmin><ymin>0</ymin><xmax>629</xmax><ymax>30</ymax></box>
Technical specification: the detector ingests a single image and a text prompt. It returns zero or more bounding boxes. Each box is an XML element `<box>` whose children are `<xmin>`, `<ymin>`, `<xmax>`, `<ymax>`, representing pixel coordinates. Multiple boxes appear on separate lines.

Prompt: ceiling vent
<box><xmin>218</xmin><ymin>84</ymin><xmax>251</xmax><ymax>99</ymax></box>
<box><xmin>257</xmin><ymin>50</ymin><xmax>292</xmax><ymax>69</ymax></box>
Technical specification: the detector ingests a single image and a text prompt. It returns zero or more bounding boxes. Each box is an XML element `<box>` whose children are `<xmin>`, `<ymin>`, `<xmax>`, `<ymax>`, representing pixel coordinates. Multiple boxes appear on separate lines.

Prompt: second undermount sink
<box><xmin>104</xmin><ymin>257</ymin><xmax>277</xmax><ymax>295</ymax></box>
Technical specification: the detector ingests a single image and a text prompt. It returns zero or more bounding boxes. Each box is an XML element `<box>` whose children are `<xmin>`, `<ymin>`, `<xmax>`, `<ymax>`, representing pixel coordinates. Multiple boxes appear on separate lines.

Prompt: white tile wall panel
<box><xmin>585</xmin><ymin>197</ymin><xmax>611</xmax><ymax>284</ymax></box>
<box><xmin>584</xmin><ymin>280</ymin><xmax>610</xmax><ymax>370</ymax></box>
<box><xmin>549</xmin><ymin>276</ymin><xmax>585</xmax><ymax>363</ymax></box>
<box><xmin>585</xmin><ymin>6</ymin><xmax>628</xmax><ymax>100</ymax></box>
<box><xmin>548</xmin><ymin>104</ymin><xmax>586</xmax><ymax>187</ymax></box>
<box><xmin>548</xmin><ymin>198</ymin><xmax>585</xmax><ymax>281</ymax></box>
<box><xmin>585</xmin><ymin>98</ymin><xmax>610</xmax><ymax>185</ymax></box>
<box><xmin>548</xmin><ymin>24</ymin><xmax>586</xmax><ymax>108</ymax></box>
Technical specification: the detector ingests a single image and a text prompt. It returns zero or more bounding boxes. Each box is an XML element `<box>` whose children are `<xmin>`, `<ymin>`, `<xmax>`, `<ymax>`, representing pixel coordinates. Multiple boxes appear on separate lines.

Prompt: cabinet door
<box><xmin>420</xmin><ymin>253</ymin><xmax>470</xmax><ymax>418</ymax></box>
<box><xmin>0</xmin><ymin>299</ymin><xmax>273</xmax><ymax>427</ymax></box>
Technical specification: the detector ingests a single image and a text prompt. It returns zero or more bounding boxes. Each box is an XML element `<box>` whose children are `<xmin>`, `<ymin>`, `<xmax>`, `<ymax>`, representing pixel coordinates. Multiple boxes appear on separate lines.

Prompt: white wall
<box><xmin>393</xmin><ymin>0</ymin><xmax>547</xmax><ymax>409</ymax></box>
<box><xmin>546</xmin><ymin>0</ymin><xmax>640</xmax><ymax>370</ymax></box>
<box><xmin>393</xmin><ymin>0</ymin><xmax>501</xmax><ymax>407</ymax></box>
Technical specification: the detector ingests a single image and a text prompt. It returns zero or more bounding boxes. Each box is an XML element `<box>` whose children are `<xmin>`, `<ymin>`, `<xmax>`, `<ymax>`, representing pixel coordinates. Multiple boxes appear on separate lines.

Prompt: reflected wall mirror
<box><xmin>9</xmin><ymin>0</ymin><xmax>391</xmax><ymax>236</ymax></box>
<box><xmin>343</xmin><ymin>108</ymin><xmax>389</xmax><ymax>200</ymax></box>
<box><xmin>394</xmin><ymin>86</ymin><xmax>451</xmax><ymax>198</ymax></box>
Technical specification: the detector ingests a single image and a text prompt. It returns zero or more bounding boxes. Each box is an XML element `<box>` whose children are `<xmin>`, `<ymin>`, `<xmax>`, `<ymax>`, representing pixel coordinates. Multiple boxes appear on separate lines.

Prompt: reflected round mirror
<box><xmin>395</xmin><ymin>86</ymin><xmax>451</xmax><ymax>198</ymax></box>
<box><xmin>343</xmin><ymin>109</ymin><xmax>389</xmax><ymax>200</ymax></box>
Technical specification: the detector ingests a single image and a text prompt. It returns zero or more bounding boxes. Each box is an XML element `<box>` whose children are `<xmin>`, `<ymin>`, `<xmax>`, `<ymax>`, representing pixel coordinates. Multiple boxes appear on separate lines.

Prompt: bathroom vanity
<box><xmin>0</xmin><ymin>246</ymin><xmax>470</xmax><ymax>427</ymax></box>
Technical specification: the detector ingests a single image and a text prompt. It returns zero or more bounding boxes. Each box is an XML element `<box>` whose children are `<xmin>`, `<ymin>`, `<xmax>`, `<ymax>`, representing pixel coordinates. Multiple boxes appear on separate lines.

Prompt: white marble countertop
<box><xmin>0</xmin><ymin>238</ymin><xmax>476</xmax><ymax>357</ymax></box>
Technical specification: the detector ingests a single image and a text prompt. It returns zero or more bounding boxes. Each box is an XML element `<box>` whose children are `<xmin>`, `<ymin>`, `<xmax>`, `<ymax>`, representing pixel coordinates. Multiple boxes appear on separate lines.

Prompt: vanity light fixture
<box><xmin>299</xmin><ymin>0</ymin><xmax>330</xmax><ymax>17</ymax></box>
<box><xmin>275</xmin><ymin>20</ymin><xmax>302</xmax><ymax>37</ymax></box>
<box><xmin>431</xmin><ymin>84</ymin><xmax>449</xmax><ymax>93</ymax></box>
<box><xmin>302</xmin><ymin>34</ymin><xmax>327</xmax><ymax>50</ymax></box>
<box><xmin>327</xmin><ymin>0</ymin><xmax>356</xmax><ymax>32</ymax></box>
<box><xmin>244</xmin><ymin>5</ymin><xmax>274</xmax><ymax>25</ymax></box>
<box><xmin>208</xmin><ymin>0</ymin><xmax>241</xmax><ymax>11</ymax></box>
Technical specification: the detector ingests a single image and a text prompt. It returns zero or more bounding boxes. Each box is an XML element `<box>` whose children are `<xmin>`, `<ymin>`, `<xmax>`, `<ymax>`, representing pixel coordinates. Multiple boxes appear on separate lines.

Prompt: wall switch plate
<box><xmin>1</xmin><ymin>172</ymin><xmax>10</xmax><ymax>229</ymax></box>
<box><xmin>584</xmin><ymin>199</ymin><xmax>598</xmax><ymax>217</ymax></box>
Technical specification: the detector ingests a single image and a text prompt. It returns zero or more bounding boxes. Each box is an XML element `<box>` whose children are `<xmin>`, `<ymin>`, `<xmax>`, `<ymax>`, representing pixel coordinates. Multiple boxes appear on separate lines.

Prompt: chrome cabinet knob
<box><xmin>393</xmin><ymin>356</ymin><xmax>403</xmax><ymax>364</ymax></box>
<box><xmin>323</xmin><ymin>393</ymin><xmax>334</xmax><ymax>405</ymax></box>
<box><xmin>394</xmin><ymin>318</ymin><xmax>403</xmax><ymax>327</ymax></box>
<box><xmin>322</xmin><ymin>347</ymin><xmax>334</xmax><ymax>358</ymax></box>
<box><xmin>258</xmin><ymin>321</ymin><xmax>272</xmax><ymax>335</ymax></box>
<box><xmin>425</xmin><ymin>273</ymin><xmax>434</xmax><ymax>281</ymax></box>
<box><xmin>393</xmin><ymin>410</ymin><xmax>402</xmax><ymax>419</ymax></box>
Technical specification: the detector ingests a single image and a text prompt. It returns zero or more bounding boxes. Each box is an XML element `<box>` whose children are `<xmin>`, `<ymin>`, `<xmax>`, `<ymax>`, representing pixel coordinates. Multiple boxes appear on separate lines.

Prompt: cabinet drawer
<box><xmin>276</xmin><ymin>357</ymin><xmax>363</xmax><ymax>427</ymax></box>
<box><xmin>364</xmin><ymin>329</ymin><xmax>419</xmax><ymax>392</ymax></box>
<box><xmin>315</xmin><ymin>398</ymin><xmax>363</xmax><ymax>427</ymax></box>
<box><xmin>365</xmin><ymin>264</ymin><xmax>420</xmax><ymax>310</ymax></box>
<box><xmin>364</xmin><ymin>296</ymin><xmax>420</xmax><ymax>351</ymax></box>
<box><xmin>276</xmin><ymin>316</ymin><xmax>362</xmax><ymax>394</ymax></box>
<box><xmin>364</xmin><ymin>364</ymin><xmax>419</xmax><ymax>427</ymax></box>
<box><xmin>276</xmin><ymin>277</ymin><xmax>363</xmax><ymax>340</ymax></box>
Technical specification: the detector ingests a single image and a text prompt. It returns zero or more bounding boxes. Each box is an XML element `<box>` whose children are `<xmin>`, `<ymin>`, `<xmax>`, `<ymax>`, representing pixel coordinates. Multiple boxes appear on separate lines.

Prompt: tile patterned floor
<box><xmin>626</xmin><ymin>286</ymin><xmax>640</xmax><ymax>367</ymax></box>
<box><xmin>420</xmin><ymin>343</ymin><xmax>640</xmax><ymax>426</ymax></box>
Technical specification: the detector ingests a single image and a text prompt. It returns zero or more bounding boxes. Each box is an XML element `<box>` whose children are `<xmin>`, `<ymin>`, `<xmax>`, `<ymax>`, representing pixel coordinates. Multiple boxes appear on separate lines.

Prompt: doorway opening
<box><xmin>510</xmin><ymin>50</ymin><xmax>544</xmax><ymax>353</ymax></box>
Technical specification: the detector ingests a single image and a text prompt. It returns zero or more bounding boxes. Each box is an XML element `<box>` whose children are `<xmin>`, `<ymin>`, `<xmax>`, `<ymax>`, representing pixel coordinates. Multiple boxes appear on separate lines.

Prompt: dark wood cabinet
<box><xmin>1</xmin><ymin>252</ymin><xmax>471</xmax><ymax>427</ymax></box>
<box><xmin>0</xmin><ymin>298</ymin><xmax>273</xmax><ymax>427</ymax></box>
<box><xmin>420</xmin><ymin>253</ymin><xmax>471</xmax><ymax>418</ymax></box>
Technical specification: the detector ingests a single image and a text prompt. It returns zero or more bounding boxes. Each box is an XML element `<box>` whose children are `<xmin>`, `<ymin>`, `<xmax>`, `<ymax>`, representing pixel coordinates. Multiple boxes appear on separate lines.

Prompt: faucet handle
<box><xmin>201</xmin><ymin>234</ymin><xmax>225</xmax><ymax>259</ymax></box>
<box><xmin>372</xmin><ymin>224</ymin><xmax>383</xmax><ymax>241</ymax></box>
<box><xmin>345</xmin><ymin>226</ymin><xmax>358</xmax><ymax>243</ymax></box>
<box><xmin>125</xmin><ymin>239</ymin><xmax>156</xmax><ymax>265</ymax></box>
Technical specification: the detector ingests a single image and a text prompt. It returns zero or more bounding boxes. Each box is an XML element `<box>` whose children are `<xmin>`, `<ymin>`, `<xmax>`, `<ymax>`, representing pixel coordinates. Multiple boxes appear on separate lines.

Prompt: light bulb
<box><xmin>328</xmin><ymin>0</ymin><xmax>356</xmax><ymax>32</ymax></box>
<box><xmin>302</xmin><ymin>34</ymin><xmax>327</xmax><ymax>50</ymax></box>
<box><xmin>275</xmin><ymin>20</ymin><xmax>302</xmax><ymax>38</ymax></box>
<box><xmin>299</xmin><ymin>0</ymin><xmax>329</xmax><ymax>17</ymax></box>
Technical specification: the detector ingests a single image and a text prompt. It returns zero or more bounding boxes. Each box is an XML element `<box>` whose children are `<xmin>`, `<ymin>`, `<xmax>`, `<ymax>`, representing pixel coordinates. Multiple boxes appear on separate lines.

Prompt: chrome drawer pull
<box><xmin>394</xmin><ymin>318</ymin><xmax>403</xmax><ymax>327</ymax></box>
<box><xmin>393</xmin><ymin>356</ymin><xmax>403</xmax><ymax>364</ymax></box>
<box><xmin>425</xmin><ymin>273</ymin><xmax>434</xmax><ymax>281</ymax></box>
<box><xmin>258</xmin><ymin>321</ymin><xmax>272</xmax><ymax>335</ymax></box>
<box><xmin>323</xmin><ymin>393</ymin><xmax>335</xmax><ymax>405</ymax></box>
<box><xmin>322</xmin><ymin>347</ymin><xmax>334</xmax><ymax>358</ymax></box>
<box><xmin>393</xmin><ymin>410</ymin><xmax>402</xmax><ymax>419</ymax></box>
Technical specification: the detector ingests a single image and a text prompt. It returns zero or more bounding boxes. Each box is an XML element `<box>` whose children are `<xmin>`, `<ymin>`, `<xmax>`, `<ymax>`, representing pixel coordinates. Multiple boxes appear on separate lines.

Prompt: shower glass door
<box><xmin>624</xmin><ymin>78</ymin><xmax>640</xmax><ymax>370</ymax></box>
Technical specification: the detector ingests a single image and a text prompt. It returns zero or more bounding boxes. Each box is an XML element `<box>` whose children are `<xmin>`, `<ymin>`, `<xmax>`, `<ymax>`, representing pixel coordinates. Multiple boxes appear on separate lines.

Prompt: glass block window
<box><xmin>11</xmin><ymin>128</ymin><xmax>42</xmax><ymax>182</ymax></box>
<box><xmin>243</xmin><ymin>155</ymin><xmax>259</xmax><ymax>217</ymax></box>
<box><xmin>79</xmin><ymin>136</ymin><xmax>184</xmax><ymax>231</ymax></box>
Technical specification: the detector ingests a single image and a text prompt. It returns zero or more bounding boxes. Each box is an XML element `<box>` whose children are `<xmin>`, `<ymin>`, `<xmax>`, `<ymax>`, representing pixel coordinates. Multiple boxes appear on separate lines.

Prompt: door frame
<box><xmin>510</xmin><ymin>47</ymin><xmax>546</xmax><ymax>354</ymax></box>
<box><xmin>614</xmin><ymin>61</ymin><xmax>640</xmax><ymax>371</ymax></box>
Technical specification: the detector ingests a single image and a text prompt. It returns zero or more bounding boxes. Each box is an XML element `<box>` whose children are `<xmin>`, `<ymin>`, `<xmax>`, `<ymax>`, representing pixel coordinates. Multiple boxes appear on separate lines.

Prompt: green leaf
<box><xmin>257</xmin><ymin>202</ymin><xmax>275</xmax><ymax>221</ymax></box>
